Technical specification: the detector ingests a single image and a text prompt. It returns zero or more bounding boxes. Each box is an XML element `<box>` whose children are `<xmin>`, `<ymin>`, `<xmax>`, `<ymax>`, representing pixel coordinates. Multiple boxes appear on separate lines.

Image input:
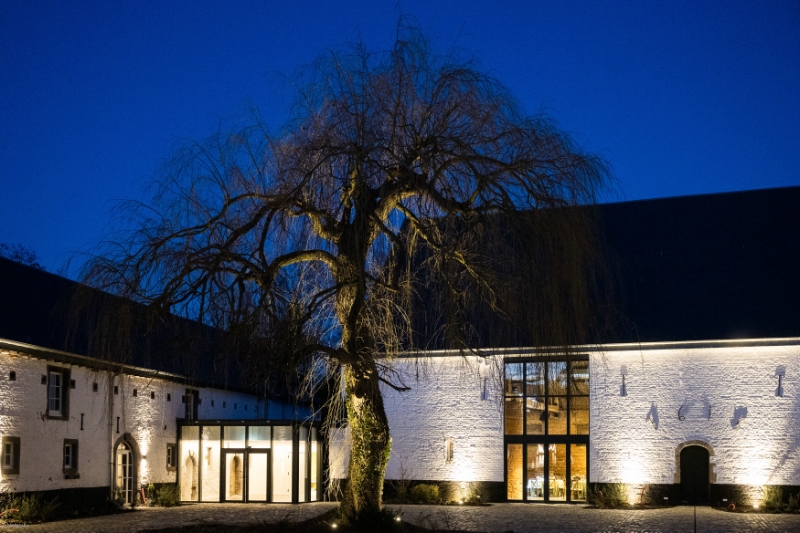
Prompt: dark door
<box><xmin>680</xmin><ymin>446</ymin><xmax>709</xmax><ymax>504</ymax></box>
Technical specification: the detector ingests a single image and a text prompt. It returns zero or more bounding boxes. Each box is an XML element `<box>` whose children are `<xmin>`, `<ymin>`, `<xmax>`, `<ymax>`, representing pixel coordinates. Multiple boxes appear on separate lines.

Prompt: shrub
<box><xmin>762</xmin><ymin>486</ymin><xmax>783</xmax><ymax>511</ymax></box>
<box><xmin>410</xmin><ymin>483</ymin><xmax>440</xmax><ymax>504</ymax></box>
<box><xmin>787</xmin><ymin>491</ymin><xmax>799</xmax><ymax>512</ymax></box>
<box><xmin>2</xmin><ymin>493</ymin><xmax>60</xmax><ymax>523</ymax></box>
<box><xmin>588</xmin><ymin>483</ymin><xmax>628</xmax><ymax>508</ymax></box>
<box><xmin>156</xmin><ymin>484</ymin><xmax>180</xmax><ymax>507</ymax></box>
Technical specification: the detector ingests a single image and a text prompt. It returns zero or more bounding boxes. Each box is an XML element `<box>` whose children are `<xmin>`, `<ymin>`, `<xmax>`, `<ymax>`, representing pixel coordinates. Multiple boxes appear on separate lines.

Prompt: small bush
<box><xmin>156</xmin><ymin>484</ymin><xmax>180</xmax><ymax>507</ymax></box>
<box><xmin>787</xmin><ymin>491</ymin><xmax>800</xmax><ymax>512</ymax></box>
<box><xmin>762</xmin><ymin>486</ymin><xmax>783</xmax><ymax>511</ymax></box>
<box><xmin>410</xmin><ymin>483</ymin><xmax>440</xmax><ymax>504</ymax></box>
<box><xmin>588</xmin><ymin>483</ymin><xmax>629</xmax><ymax>508</ymax></box>
<box><xmin>2</xmin><ymin>493</ymin><xmax>60</xmax><ymax>523</ymax></box>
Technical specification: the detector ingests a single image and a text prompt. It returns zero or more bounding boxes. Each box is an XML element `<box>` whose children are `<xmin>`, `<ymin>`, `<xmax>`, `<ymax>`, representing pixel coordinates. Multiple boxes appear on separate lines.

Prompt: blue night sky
<box><xmin>1</xmin><ymin>1</ymin><xmax>798</xmax><ymax>276</ymax></box>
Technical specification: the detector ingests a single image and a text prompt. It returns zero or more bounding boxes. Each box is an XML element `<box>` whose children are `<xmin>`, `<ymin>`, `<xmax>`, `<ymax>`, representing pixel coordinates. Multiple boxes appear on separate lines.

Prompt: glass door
<box><xmin>221</xmin><ymin>450</ymin><xmax>246</xmax><ymax>501</ymax></box>
<box><xmin>247</xmin><ymin>450</ymin><xmax>270</xmax><ymax>502</ymax></box>
<box><xmin>115</xmin><ymin>444</ymin><xmax>133</xmax><ymax>505</ymax></box>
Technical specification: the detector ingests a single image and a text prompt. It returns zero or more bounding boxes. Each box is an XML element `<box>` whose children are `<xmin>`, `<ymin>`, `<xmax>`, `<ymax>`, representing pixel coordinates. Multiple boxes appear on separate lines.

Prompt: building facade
<box><xmin>331</xmin><ymin>187</ymin><xmax>800</xmax><ymax>506</ymax></box>
<box><xmin>0</xmin><ymin>258</ymin><xmax>324</xmax><ymax>510</ymax></box>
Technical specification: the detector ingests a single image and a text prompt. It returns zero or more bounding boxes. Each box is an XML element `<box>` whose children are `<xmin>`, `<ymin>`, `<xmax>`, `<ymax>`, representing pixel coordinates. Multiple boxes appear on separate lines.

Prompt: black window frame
<box><xmin>504</xmin><ymin>354</ymin><xmax>590</xmax><ymax>503</ymax></box>
<box><xmin>2</xmin><ymin>436</ymin><xmax>20</xmax><ymax>475</ymax></box>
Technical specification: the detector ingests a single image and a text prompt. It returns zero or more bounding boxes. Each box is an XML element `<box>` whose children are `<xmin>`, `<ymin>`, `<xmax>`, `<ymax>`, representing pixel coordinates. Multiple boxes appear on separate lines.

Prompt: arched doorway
<box><xmin>680</xmin><ymin>445</ymin><xmax>709</xmax><ymax>504</ymax></box>
<box><xmin>115</xmin><ymin>442</ymin><xmax>134</xmax><ymax>505</ymax></box>
<box><xmin>181</xmin><ymin>453</ymin><xmax>198</xmax><ymax>501</ymax></box>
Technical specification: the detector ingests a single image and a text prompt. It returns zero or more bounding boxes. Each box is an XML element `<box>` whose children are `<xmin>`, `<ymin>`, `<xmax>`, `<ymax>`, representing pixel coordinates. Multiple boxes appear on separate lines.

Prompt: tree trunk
<box><xmin>340</xmin><ymin>357</ymin><xmax>391</xmax><ymax>520</ymax></box>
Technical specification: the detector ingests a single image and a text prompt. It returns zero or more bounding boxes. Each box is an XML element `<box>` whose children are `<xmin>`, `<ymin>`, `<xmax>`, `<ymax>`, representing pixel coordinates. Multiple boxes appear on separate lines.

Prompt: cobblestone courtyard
<box><xmin>2</xmin><ymin>502</ymin><xmax>800</xmax><ymax>533</ymax></box>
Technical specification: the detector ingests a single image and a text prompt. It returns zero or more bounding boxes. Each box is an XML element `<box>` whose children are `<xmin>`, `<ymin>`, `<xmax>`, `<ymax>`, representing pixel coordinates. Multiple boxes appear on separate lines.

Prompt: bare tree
<box><xmin>0</xmin><ymin>243</ymin><xmax>46</xmax><ymax>270</ymax></box>
<box><xmin>83</xmin><ymin>22</ymin><xmax>609</xmax><ymax>519</ymax></box>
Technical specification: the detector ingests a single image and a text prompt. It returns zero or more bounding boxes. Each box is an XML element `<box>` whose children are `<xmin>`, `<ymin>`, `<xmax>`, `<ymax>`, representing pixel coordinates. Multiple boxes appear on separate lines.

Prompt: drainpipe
<box><xmin>108</xmin><ymin>368</ymin><xmax>120</xmax><ymax>499</ymax></box>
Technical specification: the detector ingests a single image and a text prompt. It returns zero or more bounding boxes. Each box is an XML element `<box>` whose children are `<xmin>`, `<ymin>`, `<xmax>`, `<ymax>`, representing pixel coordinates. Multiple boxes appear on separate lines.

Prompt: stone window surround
<box><xmin>63</xmin><ymin>438</ymin><xmax>79</xmax><ymax>478</ymax></box>
<box><xmin>2</xmin><ymin>436</ymin><xmax>20</xmax><ymax>475</ymax></box>
<box><xmin>46</xmin><ymin>365</ymin><xmax>70</xmax><ymax>420</ymax></box>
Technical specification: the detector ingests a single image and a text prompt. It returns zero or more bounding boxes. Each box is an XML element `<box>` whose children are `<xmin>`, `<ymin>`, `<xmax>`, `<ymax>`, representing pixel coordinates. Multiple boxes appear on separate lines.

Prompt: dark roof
<box><xmin>409</xmin><ymin>186</ymin><xmax>800</xmax><ymax>350</ymax></box>
<box><xmin>0</xmin><ymin>256</ymin><xmax>246</xmax><ymax>391</ymax></box>
<box><xmin>596</xmin><ymin>186</ymin><xmax>800</xmax><ymax>343</ymax></box>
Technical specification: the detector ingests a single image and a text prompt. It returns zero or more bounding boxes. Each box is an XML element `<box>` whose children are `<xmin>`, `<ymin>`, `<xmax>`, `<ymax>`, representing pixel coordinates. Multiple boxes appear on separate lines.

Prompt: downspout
<box><xmin>108</xmin><ymin>367</ymin><xmax>120</xmax><ymax>499</ymax></box>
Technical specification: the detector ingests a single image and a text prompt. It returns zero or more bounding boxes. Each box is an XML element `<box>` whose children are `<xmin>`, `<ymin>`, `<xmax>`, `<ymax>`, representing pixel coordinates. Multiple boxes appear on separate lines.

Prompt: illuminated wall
<box><xmin>589</xmin><ymin>341</ymin><xmax>800</xmax><ymax>488</ymax></box>
<box><xmin>329</xmin><ymin>340</ymin><xmax>800</xmax><ymax>497</ymax></box>
<box><xmin>0</xmin><ymin>349</ymin><xmax>262</xmax><ymax>495</ymax></box>
<box><xmin>330</xmin><ymin>354</ymin><xmax>505</xmax><ymax>483</ymax></box>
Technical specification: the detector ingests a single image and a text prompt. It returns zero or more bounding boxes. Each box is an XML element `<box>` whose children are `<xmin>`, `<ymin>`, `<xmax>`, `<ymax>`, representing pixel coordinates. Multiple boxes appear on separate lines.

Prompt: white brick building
<box><xmin>331</xmin><ymin>187</ymin><xmax>800</xmax><ymax>506</ymax></box>
<box><xmin>0</xmin><ymin>258</ymin><xmax>323</xmax><ymax>512</ymax></box>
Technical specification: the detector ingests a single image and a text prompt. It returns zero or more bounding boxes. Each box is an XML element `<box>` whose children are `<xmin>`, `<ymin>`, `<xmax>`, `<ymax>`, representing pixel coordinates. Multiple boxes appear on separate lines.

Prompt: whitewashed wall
<box><xmin>590</xmin><ymin>343</ymin><xmax>800</xmax><ymax>487</ymax></box>
<box><xmin>0</xmin><ymin>350</ymin><xmax>261</xmax><ymax>493</ymax></box>
<box><xmin>332</xmin><ymin>342</ymin><xmax>800</xmax><ymax>491</ymax></box>
<box><xmin>331</xmin><ymin>354</ymin><xmax>506</xmax><ymax>483</ymax></box>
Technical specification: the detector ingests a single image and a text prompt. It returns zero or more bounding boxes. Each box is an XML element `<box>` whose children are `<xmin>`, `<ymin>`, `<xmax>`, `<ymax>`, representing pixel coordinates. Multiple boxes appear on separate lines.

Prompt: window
<box><xmin>133</xmin><ymin>389</ymin><xmax>138</xmax><ymax>397</ymax></box>
<box><xmin>92</xmin><ymin>382</ymin><xmax>98</xmax><ymax>392</ymax></box>
<box><xmin>167</xmin><ymin>393</ymin><xmax>171</xmax><ymax>401</ymax></box>
<box><xmin>166</xmin><ymin>443</ymin><xmax>177</xmax><ymax>471</ymax></box>
<box><xmin>63</xmin><ymin>439</ymin><xmax>79</xmax><ymax>477</ymax></box>
<box><xmin>114</xmin><ymin>385</ymin><xmax>119</xmax><ymax>394</ymax></box>
<box><xmin>150</xmin><ymin>391</ymin><xmax>155</xmax><ymax>399</ymax></box>
<box><xmin>8</xmin><ymin>371</ymin><xmax>16</xmax><ymax>381</ymax></box>
<box><xmin>505</xmin><ymin>356</ymin><xmax>589</xmax><ymax>502</ymax></box>
<box><xmin>2</xmin><ymin>437</ymin><xmax>20</xmax><ymax>475</ymax></box>
<box><xmin>183</xmin><ymin>389</ymin><xmax>199</xmax><ymax>421</ymax></box>
<box><xmin>47</xmin><ymin>366</ymin><xmax>70</xmax><ymax>419</ymax></box>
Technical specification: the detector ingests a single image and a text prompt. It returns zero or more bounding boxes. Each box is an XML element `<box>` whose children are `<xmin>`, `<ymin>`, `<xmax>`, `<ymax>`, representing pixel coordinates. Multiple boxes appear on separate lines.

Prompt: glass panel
<box><xmin>179</xmin><ymin>426</ymin><xmax>199</xmax><ymax>501</ymax></box>
<box><xmin>525</xmin><ymin>395</ymin><xmax>545</xmax><ymax>435</ymax></box>
<box><xmin>248</xmin><ymin>452</ymin><xmax>269</xmax><ymax>501</ymax></box>
<box><xmin>548</xmin><ymin>361</ymin><xmax>567</xmax><ymax>395</ymax></box>
<box><xmin>224</xmin><ymin>452</ymin><xmax>245</xmax><ymax>501</ymax></box>
<box><xmin>504</xmin><ymin>397</ymin><xmax>523</xmax><ymax>435</ymax></box>
<box><xmin>223</xmin><ymin>426</ymin><xmax>245</xmax><ymax>448</ymax></box>
<box><xmin>526</xmin><ymin>444</ymin><xmax>545</xmax><ymax>501</ymax></box>
<box><xmin>549</xmin><ymin>444</ymin><xmax>567</xmax><ymax>501</ymax></box>
<box><xmin>272</xmin><ymin>426</ymin><xmax>293</xmax><ymax>502</ymax></box>
<box><xmin>547</xmin><ymin>396</ymin><xmax>567</xmax><ymax>435</ymax></box>
<box><xmin>569</xmin><ymin>396</ymin><xmax>590</xmax><ymax>435</ymax></box>
<box><xmin>248</xmin><ymin>426</ymin><xmax>271</xmax><ymax>448</ymax></box>
<box><xmin>505</xmin><ymin>363</ymin><xmax>524</xmax><ymax>396</ymax></box>
<box><xmin>569</xmin><ymin>360</ymin><xmax>589</xmax><ymax>395</ymax></box>
<box><xmin>525</xmin><ymin>362</ymin><xmax>545</xmax><ymax>396</ymax></box>
<box><xmin>506</xmin><ymin>444</ymin><xmax>523</xmax><ymax>500</ymax></box>
<box><xmin>570</xmin><ymin>444</ymin><xmax>587</xmax><ymax>502</ymax></box>
<box><xmin>310</xmin><ymin>434</ymin><xmax>319</xmax><ymax>501</ymax></box>
<box><xmin>201</xmin><ymin>426</ymin><xmax>220</xmax><ymax>501</ymax></box>
<box><xmin>298</xmin><ymin>427</ymin><xmax>308</xmax><ymax>502</ymax></box>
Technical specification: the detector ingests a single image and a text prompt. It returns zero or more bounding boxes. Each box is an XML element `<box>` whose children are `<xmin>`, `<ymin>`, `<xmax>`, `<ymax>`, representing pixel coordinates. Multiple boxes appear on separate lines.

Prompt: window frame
<box><xmin>504</xmin><ymin>355</ymin><xmax>590</xmax><ymax>503</ymax></box>
<box><xmin>46</xmin><ymin>365</ymin><xmax>70</xmax><ymax>420</ymax></box>
<box><xmin>63</xmin><ymin>439</ymin><xmax>79</xmax><ymax>477</ymax></box>
<box><xmin>166</xmin><ymin>443</ymin><xmax>177</xmax><ymax>471</ymax></box>
<box><xmin>1</xmin><ymin>436</ymin><xmax>20</xmax><ymax>475</ymax></box>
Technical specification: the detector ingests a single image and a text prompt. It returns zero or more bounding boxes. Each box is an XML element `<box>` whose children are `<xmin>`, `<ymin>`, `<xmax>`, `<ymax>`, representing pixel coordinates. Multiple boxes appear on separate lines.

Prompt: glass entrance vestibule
<box><xmin>179</xmin><ymin>422</ymin><xmax>322</xmax><ymax>503</ymax></box>
<box><xmin>505</xmin><ymin>356</ymin><xmax>589</xmax><ymax>502</ymax></box>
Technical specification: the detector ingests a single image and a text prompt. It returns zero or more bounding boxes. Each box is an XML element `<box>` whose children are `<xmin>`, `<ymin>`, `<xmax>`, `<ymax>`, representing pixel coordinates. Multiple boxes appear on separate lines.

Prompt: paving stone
<box><xmin>2</xmin><ymin>503</ymin><xmax>800</xmax><ymax>533</ymax></box>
